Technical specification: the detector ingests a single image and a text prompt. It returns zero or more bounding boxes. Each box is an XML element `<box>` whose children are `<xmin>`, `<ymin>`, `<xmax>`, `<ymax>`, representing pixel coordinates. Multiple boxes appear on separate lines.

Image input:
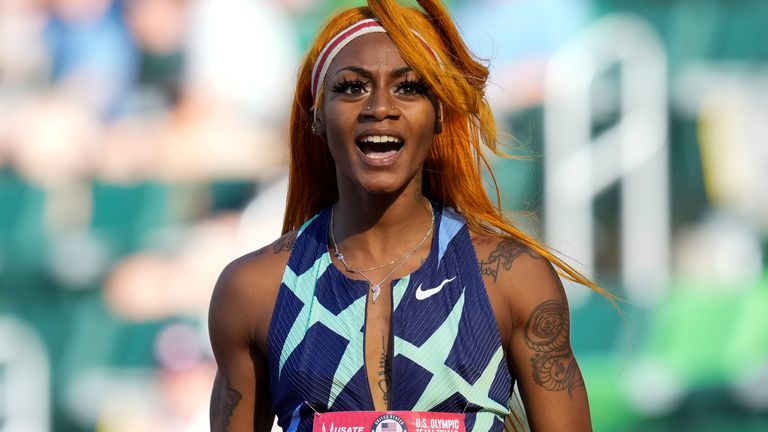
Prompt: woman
<box><xmin>209</xmin><ymin>1</ymin><xmax>612</xmax><ymax>431</ymax></box>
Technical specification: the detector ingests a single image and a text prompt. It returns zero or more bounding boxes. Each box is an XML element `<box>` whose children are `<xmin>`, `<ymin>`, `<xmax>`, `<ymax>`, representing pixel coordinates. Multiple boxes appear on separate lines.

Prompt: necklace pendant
<box><xmin>370</xmin><ymin>284</ymin><xmax>381</xmax><ymax>303</ymax></box>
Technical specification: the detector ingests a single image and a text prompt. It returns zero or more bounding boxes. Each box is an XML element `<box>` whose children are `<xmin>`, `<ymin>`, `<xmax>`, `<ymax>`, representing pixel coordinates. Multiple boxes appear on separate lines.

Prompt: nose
<box><xmin>361</xmin><ymin>87</ymin><xmax>400</xmax><ymax>121</ymax></box>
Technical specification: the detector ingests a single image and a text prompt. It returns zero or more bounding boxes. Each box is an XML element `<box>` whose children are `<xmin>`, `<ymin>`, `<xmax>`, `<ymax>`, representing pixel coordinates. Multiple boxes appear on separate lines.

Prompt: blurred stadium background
<box><xmin>1</xmin><ymin>0</ymin><xmax>767</xmax><ymax>430</ymax></box>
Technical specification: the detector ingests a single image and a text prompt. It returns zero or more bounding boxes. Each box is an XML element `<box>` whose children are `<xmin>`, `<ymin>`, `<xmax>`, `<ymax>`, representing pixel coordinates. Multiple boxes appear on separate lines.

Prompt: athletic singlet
<box><xmin>267</xmin><ymin>204</ymin><xmax>513</xmax><ymax>432</ymax></box>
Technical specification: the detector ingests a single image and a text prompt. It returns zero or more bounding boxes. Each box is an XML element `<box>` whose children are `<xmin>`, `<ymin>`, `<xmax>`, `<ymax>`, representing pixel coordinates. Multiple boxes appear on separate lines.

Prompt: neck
<box><xmin>331</xmin><ymin>189</ymin><xmax>433</xmax><ymax>264</ymax></box>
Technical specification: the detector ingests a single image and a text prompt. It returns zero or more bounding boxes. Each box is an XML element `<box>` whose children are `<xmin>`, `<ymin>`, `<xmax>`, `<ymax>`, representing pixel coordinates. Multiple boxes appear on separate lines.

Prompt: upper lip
<box><xmin>355</xmin><ymin>130</ymin><xmax>404</xmax><ymax>143</ymax></box>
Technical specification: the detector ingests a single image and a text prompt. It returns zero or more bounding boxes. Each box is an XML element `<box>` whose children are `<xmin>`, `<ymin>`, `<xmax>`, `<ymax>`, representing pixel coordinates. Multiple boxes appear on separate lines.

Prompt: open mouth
<box><xmin>356</xmin><ymin>135</ymin><xmax>404</xmax><ymax>160</ymax></box>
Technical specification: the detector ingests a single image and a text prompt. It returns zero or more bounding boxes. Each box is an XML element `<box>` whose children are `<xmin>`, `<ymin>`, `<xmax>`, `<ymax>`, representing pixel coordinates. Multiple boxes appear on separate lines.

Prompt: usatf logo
<box><xmin>371</xmin><ymin>414</ymin><xmax>407</xmax><ymax>432</ymax></box>
<box><xmin>322</xmin><ymin>423</ymin><xmax>365</xmax><ymax>432</ymax></box>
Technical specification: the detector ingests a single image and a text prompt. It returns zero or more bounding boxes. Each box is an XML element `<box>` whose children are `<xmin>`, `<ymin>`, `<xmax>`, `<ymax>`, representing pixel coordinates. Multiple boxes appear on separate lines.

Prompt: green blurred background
<box><xmin>1</xmin><ymin>0</ymin><xmax>767</xmax><ymax>431</ymax></box>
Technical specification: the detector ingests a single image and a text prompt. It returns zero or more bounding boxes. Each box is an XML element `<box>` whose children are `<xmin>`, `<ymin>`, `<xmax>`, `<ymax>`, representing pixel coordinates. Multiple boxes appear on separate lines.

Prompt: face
<box><xmin>317</xmin><ymin>32</ymin><xmax>438</xmax><ymax>196</ymax></box>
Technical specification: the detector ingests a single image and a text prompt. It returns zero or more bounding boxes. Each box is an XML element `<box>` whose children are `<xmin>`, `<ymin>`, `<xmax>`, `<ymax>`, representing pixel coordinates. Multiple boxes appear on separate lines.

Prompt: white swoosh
<box><xmin>415</xmin><ymin>276</ymin><xmax>456</xmax><ymax>300</ymax></box>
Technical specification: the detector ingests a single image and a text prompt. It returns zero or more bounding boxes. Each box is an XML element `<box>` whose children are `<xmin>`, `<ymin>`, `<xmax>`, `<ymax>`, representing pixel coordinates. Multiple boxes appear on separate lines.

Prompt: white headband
<box><xmin>310</xmin><ymin>18</ymin><xmax>442</xmax><ymax>104</ymax></box>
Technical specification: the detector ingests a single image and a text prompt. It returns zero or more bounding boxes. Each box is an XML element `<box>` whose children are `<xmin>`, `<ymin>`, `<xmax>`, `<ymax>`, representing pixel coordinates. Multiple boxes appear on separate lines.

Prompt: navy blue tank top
<box><xmin>267</xmin><ymin>204</ymin><xmax>512</xmax><ymax>431</ymax></box>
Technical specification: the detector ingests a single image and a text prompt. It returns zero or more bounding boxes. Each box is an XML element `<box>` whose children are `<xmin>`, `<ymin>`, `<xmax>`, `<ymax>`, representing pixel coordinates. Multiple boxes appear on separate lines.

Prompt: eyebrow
<box><xmin>334</xmin><ymin>66</ymin><xmax>414</xmax><ymax>78</ymax></box>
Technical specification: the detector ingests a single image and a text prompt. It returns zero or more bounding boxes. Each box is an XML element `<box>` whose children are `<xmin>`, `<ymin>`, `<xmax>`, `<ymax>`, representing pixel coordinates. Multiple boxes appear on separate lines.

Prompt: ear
<box><xmin>310</xmin><ymin>107</ymin><xmax>326</xmax><ymax>137</ymax></box>
<box><xmin>434</xmin><ymin>102</ymin><xmax>444</xmax><ymax>135</ymax></box>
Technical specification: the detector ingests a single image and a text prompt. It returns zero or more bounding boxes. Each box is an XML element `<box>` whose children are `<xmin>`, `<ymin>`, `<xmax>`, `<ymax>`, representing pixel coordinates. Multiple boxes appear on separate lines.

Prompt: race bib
<box><xmin>313</xmin><ymin>411</ymin><xmax>465</xmax><ymax>432</ymax></box>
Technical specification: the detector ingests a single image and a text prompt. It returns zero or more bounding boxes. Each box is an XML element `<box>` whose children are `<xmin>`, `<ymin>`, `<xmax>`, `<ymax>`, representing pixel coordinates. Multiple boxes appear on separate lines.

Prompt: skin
<box><xmin>208</xmin><ymin>33</ymin><xmax>591</xmax><ymax>431</ymax></box>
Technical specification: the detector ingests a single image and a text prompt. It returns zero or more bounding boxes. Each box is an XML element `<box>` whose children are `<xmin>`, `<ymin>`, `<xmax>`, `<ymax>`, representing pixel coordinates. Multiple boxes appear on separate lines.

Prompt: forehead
<box><xmin>326</xmin><ymin>32</ymin><xmax>409</xmax><ymax>74</ymax></box>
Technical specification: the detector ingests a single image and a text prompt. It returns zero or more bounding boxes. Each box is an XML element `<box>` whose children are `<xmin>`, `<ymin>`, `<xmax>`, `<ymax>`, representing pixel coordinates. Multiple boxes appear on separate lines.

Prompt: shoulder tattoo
<box><xmin>272</xmin><ymin>231</ymin><xmax>297</xmax><ymax>254</ymax></box>
<box><xmin>211</xmin><ymin>371</ymin><xmax>243</xmax><ymax>431</ymax></box>
<box><xmin>523</xmin><ymin>298</ymin><xmax>584</xmax><ymax>396</ymax></box>
<box><xmin>478</xmin><ymin>238</ymin><xmax>540</xmax><ymax>283</ymax></box>
<box><xmin>252</xmin><ymin>245</ymin><xmax>269</xmax><ymax>257</ymax></box>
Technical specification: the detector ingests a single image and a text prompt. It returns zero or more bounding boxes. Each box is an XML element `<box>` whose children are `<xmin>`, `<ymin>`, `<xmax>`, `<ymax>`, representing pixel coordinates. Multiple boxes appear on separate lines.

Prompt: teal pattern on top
<box><xmin>267</xmin><ymin>204</ymin><xmax>513</xmax><ymax>432</ymax></box>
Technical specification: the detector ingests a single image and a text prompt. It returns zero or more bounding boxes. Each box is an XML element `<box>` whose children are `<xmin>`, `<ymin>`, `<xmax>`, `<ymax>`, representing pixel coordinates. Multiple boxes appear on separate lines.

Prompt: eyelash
<box><xmin>331</xmin><ymin>79</ymin><xmax>370</xmax><ymax>95</ymax></box>
<box><xmin>330</xmin><ymin>78</ymin><xmax>430</xmax><ymax>96</ymax></box>
<box><xmin>396</xmin><ymin>78</ymin><xmax>430</xmax><ymax>96</ymax></box>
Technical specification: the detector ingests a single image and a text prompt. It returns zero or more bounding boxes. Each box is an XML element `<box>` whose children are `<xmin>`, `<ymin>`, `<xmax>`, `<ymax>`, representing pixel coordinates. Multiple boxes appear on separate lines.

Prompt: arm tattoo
<box><xmin>478</xmin><ymin>239</ymin><xmax>540</xmax><ymax>283</ymax></box>
<box><xmin>272</xmin><ymin>231</ymin><xmax>297</xmax><ymax>254</ymax></box>
<box><xmin>211</xmin><ymin>371</ymin><xmax>243</xmax><ymax>431</ymax></box>
<box><xmin>523</xmin><ymin>299</ymin><xmax>584</xmax><ymax>396</ymax></box>
<box><xmin>377</xmin><ymin>330</ymin><xmax>392</xmax><ymax>404</ymax></box>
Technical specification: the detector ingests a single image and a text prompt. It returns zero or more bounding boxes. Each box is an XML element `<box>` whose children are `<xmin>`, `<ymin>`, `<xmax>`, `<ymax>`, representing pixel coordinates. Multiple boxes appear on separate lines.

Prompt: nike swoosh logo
<box><xmin>415</xmin><ymin>277</ymin><xmax>456</xmax><ymax>300</ymax></box>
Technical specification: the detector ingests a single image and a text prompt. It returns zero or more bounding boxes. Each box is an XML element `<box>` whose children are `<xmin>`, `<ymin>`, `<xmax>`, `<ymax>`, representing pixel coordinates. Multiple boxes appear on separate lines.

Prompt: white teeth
<box><xmin>359</xmin><ymin>135</ymin><xmax>402</xmax><ymax>144</ymax></box>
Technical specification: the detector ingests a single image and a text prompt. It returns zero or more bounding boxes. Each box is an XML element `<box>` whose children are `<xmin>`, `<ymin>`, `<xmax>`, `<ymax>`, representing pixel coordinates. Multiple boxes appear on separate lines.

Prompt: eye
<box><xmin>395</xmin><ymin>79</ymin><xmax>429</xmax><ymax>96</ymax></box>
<box><xmin>331</xmin><ymin>79</ymin><xmax>370</xmax><ymax>96</ymax></box>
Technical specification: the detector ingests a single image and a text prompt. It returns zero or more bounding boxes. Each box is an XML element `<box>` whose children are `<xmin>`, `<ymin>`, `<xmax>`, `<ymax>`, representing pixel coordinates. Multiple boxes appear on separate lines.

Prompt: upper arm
<box><xmin>208</xmin><ymin>233</ymin><xmax>295</xmax><ymax>431</ymax></box>
<box><xmin>476</xmin><ymin>236</ymin><xmax>592</xmax><ymax>431</ymax></box>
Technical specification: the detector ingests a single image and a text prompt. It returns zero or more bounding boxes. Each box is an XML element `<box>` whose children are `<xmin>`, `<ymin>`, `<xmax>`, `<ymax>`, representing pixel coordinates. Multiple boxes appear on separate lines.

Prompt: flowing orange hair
<box><xmin>282</xmin><ymin>0</ymin><xmax>614</xmax><ymax>301</ymax></box>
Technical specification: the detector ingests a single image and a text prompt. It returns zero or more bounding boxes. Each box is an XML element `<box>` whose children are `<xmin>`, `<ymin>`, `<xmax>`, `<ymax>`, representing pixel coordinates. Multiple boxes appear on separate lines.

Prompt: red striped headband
<box><xmin>310</xmin><ymin>18</ymin><xmax>442</xmax><ymax>103</ymax></box>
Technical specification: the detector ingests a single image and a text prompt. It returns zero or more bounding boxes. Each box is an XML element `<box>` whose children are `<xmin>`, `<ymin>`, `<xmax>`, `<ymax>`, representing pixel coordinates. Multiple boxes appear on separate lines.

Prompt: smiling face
<box><xmin>317</xmin><ymin>32</ymin><xmax>438</xmax><ymax>197</ymax></box>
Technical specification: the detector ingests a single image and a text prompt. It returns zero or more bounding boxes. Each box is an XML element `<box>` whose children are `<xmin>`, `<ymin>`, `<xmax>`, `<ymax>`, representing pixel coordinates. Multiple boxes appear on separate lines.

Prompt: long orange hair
<box><xmin>282</xmin><ymin>0</ymin><xmax>613</xmax><ymax>300</ymax></box>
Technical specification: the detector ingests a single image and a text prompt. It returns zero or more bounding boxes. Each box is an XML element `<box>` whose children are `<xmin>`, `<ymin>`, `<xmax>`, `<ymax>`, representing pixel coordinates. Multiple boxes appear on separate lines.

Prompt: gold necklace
<box><xmin>330</xmin><ymin>201</ymin><xmax>434</xmax><ymax>303</ymax></box>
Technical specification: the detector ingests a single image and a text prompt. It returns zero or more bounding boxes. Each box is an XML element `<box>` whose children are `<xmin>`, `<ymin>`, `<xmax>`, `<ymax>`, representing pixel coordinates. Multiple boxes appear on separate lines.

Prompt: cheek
<box><xmin>323</xmin><ymin>109</ymin><xmax>357</xmax><ymax>151</ymax></box>
<box><xmin>410</xmin><ymin>108</ymin><xmax>437</xmax><ymax>146</ymax></box>
<box><xmin>324</xmin><ymin>101</ymin><xmax>356</xmax><ymax>125</ymax></box>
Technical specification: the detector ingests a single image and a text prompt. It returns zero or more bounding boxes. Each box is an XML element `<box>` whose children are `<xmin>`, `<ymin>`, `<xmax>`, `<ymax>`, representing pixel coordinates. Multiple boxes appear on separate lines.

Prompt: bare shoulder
<box><xmin>209</xmin><ymin>230</ymin><xmax>298</xmax><ymax>351</ymax></box>
<box><xmin>471</xmin><ymin>232</ymin><xmax>545</xmax><ymax>283</ymax></box>
<box><xmin>471</xmin><ymin>232</ymin><xmax>567</xmax><ymax>329</ymax></box>
<box><xmin>472</xmin><ymin>232</ymin><xmax>590</xmax><ymax>428</ymax></box>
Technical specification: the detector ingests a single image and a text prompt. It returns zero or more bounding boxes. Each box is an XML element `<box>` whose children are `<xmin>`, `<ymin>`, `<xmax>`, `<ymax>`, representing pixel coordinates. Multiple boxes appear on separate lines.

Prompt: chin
<box><xmin>358</xmin><ymin>181</ymin><xmax>403</xmax><ymax>195</ymax></box>
<box><xmin>355</xmin><ymin>171</ymin><xmax>418</xmax><ymax>196</ymax></box>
